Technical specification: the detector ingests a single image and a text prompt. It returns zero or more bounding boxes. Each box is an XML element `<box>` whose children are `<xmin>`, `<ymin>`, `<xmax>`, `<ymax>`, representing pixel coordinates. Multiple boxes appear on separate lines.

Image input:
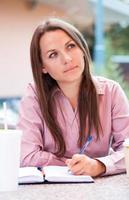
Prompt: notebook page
<box><xmin>44</xmin><ymin>166</ymin><xmax>94</xmax><ymax>182</ymax></box>
<box><xmin>19</xmin><ymin>167</ymin><xmax>44</xmax><ymax>184</ymax></box>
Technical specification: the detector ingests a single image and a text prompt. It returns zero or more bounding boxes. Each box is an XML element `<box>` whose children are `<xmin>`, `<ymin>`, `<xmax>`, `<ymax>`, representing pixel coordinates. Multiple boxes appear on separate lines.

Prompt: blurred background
<box><xmin>0</xmin><ymin>0</ymin><xmax>129</xmax><ymax>127</ymax></box>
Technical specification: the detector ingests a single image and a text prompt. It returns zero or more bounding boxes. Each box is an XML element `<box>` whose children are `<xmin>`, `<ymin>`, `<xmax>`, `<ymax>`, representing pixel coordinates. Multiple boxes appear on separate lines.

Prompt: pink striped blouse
<box><xmin>17</xmin><ymin>76</ymin><xmax>129</xmax><ymax>175</ymax></box>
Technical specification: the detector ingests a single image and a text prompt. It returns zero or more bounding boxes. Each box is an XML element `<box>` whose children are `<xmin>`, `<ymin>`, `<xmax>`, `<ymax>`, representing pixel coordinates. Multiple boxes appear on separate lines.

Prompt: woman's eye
<box><xmin>48</xmin><ymin>52</ymin><xmax>58</xmax><ymax>59</ymax></box>
<box><xmin>67</xmin><ymin>43</ymin><xmax>76</xmax><ymax>49</ymax></box>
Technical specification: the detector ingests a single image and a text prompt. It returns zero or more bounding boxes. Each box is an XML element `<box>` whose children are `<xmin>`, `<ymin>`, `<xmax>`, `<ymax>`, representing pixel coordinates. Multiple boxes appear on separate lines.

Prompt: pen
<box><xmin>79</xmin><ymin>135</ymin><xmax>92</xmax><ymax>154</ymax></box>
<box><xmin>37</xmin><ymin>167</ymin><xmax>42</xmax><ymax>171</ymax></box>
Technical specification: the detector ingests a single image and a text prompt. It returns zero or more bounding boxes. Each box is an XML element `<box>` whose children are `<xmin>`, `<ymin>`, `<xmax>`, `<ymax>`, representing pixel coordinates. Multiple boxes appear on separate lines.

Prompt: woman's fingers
<box><xmin>66</xmin><ymin>154</ymin><xmax>87</xmax><ymax>174</ymax></box>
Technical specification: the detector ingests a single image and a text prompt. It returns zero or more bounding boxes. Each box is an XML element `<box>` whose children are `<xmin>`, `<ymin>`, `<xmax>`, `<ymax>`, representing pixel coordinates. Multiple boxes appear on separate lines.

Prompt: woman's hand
<box><xmin>65</xmin><ymin>154</ymin><xmax>106</xmax><ymax>177</ymax></box>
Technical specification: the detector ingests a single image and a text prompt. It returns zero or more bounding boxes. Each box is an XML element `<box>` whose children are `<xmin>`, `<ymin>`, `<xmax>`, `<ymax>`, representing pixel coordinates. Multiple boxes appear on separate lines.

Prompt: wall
<box><xmin>0</xmin><ymin>0</ymin><xmax>65</xmax><ymax>97</ymax></box>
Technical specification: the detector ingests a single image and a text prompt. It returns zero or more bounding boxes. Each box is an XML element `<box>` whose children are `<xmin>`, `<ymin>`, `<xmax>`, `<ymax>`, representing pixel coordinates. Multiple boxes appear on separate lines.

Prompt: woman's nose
<box><xmin>62</xmin><ymin>52</ymin><xmax>72</xmax><ymax>64</ymax></box>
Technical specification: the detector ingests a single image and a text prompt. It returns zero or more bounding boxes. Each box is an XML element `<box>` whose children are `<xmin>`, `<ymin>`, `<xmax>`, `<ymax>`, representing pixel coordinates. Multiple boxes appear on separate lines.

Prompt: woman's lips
<box><xmin>64</xmin><ymin>66</ymin><xmax>78</xmax><ymax>73</ymax></box>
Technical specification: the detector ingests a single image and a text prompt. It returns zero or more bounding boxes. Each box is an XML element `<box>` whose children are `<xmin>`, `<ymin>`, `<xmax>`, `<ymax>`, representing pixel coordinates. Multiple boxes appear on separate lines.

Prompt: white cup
<box><xmin>0</xmin><ymin>130</ymin><xmax>22</xmax><ymax>192</ymax></box>
<box><xmin>123</xmin><ymin>139</ymin><xmax>129</xmax><ymax>177</ymax></box>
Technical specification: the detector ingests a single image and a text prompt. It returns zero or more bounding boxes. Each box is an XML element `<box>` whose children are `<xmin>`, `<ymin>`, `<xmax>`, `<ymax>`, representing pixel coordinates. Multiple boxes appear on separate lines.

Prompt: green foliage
<box><xmin>80</xmin><ymin>22</ymin><xmax>129</xmax><ymax>98</ymax></box>
<box><xmin>102</xmin><ymin>23</ymin><xmax>129</xmax><ymax>98</ymax></box>
<box><xmin>106</xmin><ymin>23</ymin><xmax>129</xmax><ymax>55</ymax></box>
<box><xmin>102</xmin><ymin>62</ymin><xmax>129</xmax><ymax>98</ymax></box>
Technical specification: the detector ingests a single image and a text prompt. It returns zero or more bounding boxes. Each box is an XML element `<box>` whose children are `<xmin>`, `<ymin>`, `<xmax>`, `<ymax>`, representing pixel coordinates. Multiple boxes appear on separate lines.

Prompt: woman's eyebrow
<box><xmin>45</xmin><ymin>40</ymin><xmax>74</xmax><ymax>54</ymax></box>
<box><xmin>65</xmin><ymin>39</ymin><xmax>73</xmax><ymax>46</ymax></box>
<box><xmin>46</xmin><ymin>49</ymin><xmax>56</xmax><ymax>54</ymax></box>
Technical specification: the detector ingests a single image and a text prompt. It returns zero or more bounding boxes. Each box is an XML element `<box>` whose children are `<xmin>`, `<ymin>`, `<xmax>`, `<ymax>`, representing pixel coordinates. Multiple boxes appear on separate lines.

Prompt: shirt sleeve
<box><xmin>17</xmin><ymin>83</ymin><xmax>66</xmax><ymax>167</ymax></box>
<box><xmin>96</xmin><ymin>82</ymin><xmax>129</xmax><ymax>176</ymax></box>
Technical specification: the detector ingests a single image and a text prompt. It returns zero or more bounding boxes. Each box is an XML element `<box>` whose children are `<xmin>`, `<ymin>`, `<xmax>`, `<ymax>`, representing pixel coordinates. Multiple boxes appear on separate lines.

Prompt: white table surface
<box><xmin>0</xmin><ymin>174</ymin><xmax>129</xmax><ymax>200</ymax></box>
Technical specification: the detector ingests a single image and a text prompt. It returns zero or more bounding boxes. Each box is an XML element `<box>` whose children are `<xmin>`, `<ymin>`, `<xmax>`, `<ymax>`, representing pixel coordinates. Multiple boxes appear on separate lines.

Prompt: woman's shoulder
<box><xmin>93</xmin><ymin>76</ymin><xmax>118</xmax><ymax>85</ymax></box>
<box><xmin>21</xmin><ymin>82</ymin><xmax>38</xmax><ymax>103</ymax></box>
<box><xmin>23</xmin><ymin>82</ymin><xmax>37</xmax><ymax>96</ymax></box>
<box><xmin>92</xmin><ymin>76</ymin><xmax>121</xmax><ymax>94</ymax></box>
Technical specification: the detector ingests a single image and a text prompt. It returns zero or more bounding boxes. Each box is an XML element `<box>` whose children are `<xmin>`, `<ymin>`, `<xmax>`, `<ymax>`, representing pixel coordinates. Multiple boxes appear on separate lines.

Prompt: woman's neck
<box><xmin>58</xmin><ymin>79</ymin><xmax>81</xmax><ymax>110</ymax></box>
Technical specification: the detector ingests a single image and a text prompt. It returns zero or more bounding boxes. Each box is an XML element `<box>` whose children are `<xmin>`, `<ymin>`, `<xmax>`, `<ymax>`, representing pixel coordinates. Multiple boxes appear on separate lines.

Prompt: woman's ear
<box><xmin>42</xmin><ymin>66</ymin><xmax>48</xmax><ymax>74</ymax></box>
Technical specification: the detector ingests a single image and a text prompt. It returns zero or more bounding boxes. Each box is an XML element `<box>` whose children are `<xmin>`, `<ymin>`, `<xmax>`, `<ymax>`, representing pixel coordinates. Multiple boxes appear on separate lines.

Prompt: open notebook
<box><xmin>19</xmin><ymin>166</ymin><xmax>94</xmax><ymax>184</ymax></box>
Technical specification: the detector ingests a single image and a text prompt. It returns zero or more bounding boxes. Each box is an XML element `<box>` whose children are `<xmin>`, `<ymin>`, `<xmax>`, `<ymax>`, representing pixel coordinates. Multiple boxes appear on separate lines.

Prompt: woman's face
<box><xmin>40</xmin><ymin>29</ymin><xmax>85</xmax><ymax>86</ymax></box>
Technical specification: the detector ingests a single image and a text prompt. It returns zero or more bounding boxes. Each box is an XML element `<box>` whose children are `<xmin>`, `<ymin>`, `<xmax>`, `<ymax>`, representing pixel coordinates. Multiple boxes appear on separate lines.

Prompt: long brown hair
<box><xmin>30</xmin><ymin>18</ymin><xmax>102</xmax><ymax>157</ymax></box>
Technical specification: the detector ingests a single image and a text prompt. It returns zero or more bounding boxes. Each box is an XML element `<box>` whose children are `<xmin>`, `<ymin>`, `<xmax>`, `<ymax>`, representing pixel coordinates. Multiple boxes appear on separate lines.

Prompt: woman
<box><xmin>17</xmin><ymin>18</ymin><xmax>129</xmax><ymax>177</ymax></box>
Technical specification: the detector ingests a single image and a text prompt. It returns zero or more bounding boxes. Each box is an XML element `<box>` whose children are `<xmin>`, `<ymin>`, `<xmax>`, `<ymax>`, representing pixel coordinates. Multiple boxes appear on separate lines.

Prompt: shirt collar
<box><xmin>52</xmin><ymin>76</ymin><xmax>105</xmax><ymax>97</ymax></box>
<box><xmin>51</xmin><ymin>86</ymin><xmax>62</xmax><ymax>97</ymax></box>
